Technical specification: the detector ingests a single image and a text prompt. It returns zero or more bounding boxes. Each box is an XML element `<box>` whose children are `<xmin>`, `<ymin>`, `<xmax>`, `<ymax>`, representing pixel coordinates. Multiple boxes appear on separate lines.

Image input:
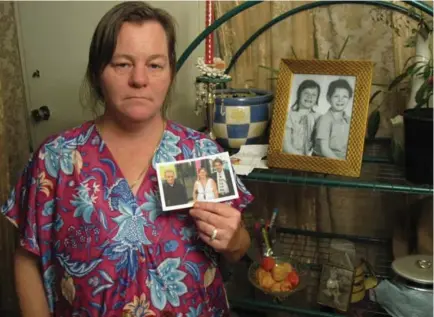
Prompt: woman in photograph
<box><xmin>314</xmin><ymin>78</ymin><xmax>353</xmax><ymax>160</ymax></box>
<box><xmin>193</xmin><ymin>167</ymin><xmax>219</xmax><ymax>201</ymax></box>
<box><xmin>283</xmin><ymin>79</ymin><xmax>321</xmax><ymax>156</ymax></box>
<box><xmin>0</xmin><ymin>2</ymin><xmax>253</xmax><ymax>316</ymax></box>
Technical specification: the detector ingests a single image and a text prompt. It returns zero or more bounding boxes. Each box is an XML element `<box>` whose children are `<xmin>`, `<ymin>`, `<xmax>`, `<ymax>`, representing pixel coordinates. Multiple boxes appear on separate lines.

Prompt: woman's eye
<box><xmin>150</xmin><ymin>63</ymin><xmax>163</xmax><ymax>69</ymax></box>
<box><xmin>114</xmin><ymin>63</ymin><xmax>131</xmax><ymax>68</ymax></box>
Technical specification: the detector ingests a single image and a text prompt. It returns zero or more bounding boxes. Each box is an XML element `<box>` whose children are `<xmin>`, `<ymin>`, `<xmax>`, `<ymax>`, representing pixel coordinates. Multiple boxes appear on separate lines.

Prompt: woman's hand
<box><xmin>189</xmin><ymin>201</ymin><xmax>250</xmax><ymax>262</ymax></box>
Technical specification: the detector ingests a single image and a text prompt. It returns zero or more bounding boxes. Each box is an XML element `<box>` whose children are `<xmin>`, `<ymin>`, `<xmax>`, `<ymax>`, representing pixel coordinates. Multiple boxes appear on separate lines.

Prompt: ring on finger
<box><xmin>210</xmin><ymin>228</ymin><xmax>218</xmax><ymax>241</ymax></box>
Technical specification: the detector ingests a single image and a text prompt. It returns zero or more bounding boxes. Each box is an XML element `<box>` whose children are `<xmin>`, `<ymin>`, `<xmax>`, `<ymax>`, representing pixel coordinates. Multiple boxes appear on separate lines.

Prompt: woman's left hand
<box><xmin>189</xmin><ymin>201</ymin><xmax>242</xmax><ymax>254</ymax></box>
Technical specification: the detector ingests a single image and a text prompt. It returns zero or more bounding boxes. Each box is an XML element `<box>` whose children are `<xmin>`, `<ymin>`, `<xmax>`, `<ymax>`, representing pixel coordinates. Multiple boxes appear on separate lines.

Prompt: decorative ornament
<box><xmin>195</xmin><ymin>57</ymin><xmax>231</xmax><ymax>80</ymax></box>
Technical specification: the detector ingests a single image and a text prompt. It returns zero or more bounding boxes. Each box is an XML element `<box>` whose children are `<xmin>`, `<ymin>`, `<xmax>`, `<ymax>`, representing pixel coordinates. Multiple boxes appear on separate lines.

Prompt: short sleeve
<box><xmin>285</xmin><ymin>112</ymin><xmax>294</xmax><ymax>129</ymax></box>
<box><xmin>1</xmin><ymin>152</ymin><xmax>56</xmax><ymax>257</ymax></box>
<box><xmin>315</xmin><ymin>113</ymin><xmax>332</xmax><ymax>141</ymax></box>
<box><xmin>193</xmin><ymin>138</ymin><xmax>254</xmax><ymax>213</ymax></box>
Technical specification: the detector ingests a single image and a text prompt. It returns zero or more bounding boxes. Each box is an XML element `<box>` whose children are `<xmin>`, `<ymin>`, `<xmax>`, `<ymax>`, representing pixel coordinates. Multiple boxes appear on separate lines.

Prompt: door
<box><xmin>15</xmin><ymin>1</ymin><xmax>205</xmax><ymax>149</ymax></box>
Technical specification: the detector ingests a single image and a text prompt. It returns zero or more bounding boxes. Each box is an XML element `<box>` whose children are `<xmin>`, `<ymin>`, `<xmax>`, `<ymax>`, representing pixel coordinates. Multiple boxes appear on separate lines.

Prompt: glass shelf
<box><xmin>236</xmin><ymin>139</ymin><xmax>433</xmax><ymax>195</ymax></box>
<box><xmin>226</xmin><ymin>228</ymin><xmax>393</xmax><ymax>317</ymax></box>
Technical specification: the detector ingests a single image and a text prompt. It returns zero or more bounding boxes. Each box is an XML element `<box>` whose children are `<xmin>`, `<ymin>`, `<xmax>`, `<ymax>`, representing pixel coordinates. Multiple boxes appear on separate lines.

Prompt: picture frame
<box><xmin>156</xmin><ymin>152</ymin><xmax>239</xmax><ymax>211</ymax></box>
<box><xmin>317</xmin><ymin>263</ymin><xmax>354</xmax><ymax>312</ymax></box>
<box><xmin>268</xmin><ymin>59</ymin><xmax>374</xmax><ymax>177</ymax></box>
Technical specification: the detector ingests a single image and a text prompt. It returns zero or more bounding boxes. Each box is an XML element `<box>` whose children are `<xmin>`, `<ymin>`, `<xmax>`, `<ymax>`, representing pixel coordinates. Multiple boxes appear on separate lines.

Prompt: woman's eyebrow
<box><xmin>147</xmin><ymin>54</ymin><xmax>168</xmax><ymax>61</ymax></box>
<box><xmin>112</xmin><ymin>53</ymin><xmax>134</xmax><ymax>60</ymax></box>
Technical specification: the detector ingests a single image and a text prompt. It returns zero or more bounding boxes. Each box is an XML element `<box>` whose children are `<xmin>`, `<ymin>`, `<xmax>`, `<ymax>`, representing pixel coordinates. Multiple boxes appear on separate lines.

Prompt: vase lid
<box><xmin>392</xmin><ymin>254</ymin><xmax>433</xmax><ymax>284</ymax></box>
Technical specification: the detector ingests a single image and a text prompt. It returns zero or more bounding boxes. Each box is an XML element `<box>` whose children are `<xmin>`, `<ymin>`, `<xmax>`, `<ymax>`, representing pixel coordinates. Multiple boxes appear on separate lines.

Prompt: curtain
<box><xmin>215</xmin><ymin>1</ymin><xmax>421</xmax><ymax>262</ymax></box>
<box><xmin>0</xmin><ymin>2</ymin><xmax>31</xmax><ymax>314</ymax></box>
<box><xmin>0</xmin><ymin>81</ymin><xmax>9</xmax><ymax>203</ymax></box>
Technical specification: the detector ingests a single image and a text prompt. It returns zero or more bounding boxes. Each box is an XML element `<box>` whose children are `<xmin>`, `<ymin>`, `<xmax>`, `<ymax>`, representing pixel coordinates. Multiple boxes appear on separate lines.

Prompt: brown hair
<box><xmin>80</xmin><ymin>1</ymin><xmax>177</xmax><ymax>118</ymax></box>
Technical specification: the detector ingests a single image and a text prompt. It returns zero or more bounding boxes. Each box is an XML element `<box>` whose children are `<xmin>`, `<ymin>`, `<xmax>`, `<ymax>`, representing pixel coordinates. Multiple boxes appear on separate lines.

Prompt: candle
<box><xmin>205</xmin><ymin>0</ymin><xmax>214</xmax><ymax>65</ymax></box>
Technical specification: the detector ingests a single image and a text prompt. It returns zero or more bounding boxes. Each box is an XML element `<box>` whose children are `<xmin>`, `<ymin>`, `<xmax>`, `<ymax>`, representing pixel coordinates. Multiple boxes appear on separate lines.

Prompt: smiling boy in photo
<box><xmin>314</xmin><ymin>79</ymin><xmax>353</xmax><ymax>160</ymax></box>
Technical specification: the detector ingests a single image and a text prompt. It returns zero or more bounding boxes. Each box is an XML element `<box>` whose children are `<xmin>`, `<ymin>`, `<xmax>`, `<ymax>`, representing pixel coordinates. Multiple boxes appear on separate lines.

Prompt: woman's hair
<box><xmin>291</xmin><ymin>79</ymin><xmax>321</xmax><ymax>111</ymax></box>
<box><xmin>326</xmin><ymin>79</ymin><xmax>353</xmax><ymax>100</ymax></box>
<box><xmin>80</xmin><ymin>1</ymin><xmax>177</xmax><ymax>118</ymax></box>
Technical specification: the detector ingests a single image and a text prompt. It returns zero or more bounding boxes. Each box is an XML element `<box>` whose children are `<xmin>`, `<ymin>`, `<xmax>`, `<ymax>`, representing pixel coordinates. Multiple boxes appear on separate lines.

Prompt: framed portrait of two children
<box><xmin>268</xmin><ymin>59</ymin><xmax>374</xmax><ymax>177</ymax></box>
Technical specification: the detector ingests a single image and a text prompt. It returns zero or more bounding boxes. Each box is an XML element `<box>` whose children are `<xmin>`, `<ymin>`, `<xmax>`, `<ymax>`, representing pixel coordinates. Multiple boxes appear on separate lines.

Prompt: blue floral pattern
<box><xmin>148</xmin><ymin>258</ymin><xmax>188</xmax><ymax>310</ymax></box>
<box><xmin>0</xmin><ymin>120</ymin><xmax>253</xmax><ymax>316</ymax></box>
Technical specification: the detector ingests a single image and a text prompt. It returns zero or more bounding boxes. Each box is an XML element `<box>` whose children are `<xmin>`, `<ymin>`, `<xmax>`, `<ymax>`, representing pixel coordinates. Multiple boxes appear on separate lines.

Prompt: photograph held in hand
<box><xmin>156</xmin><ymin>152</ymin><xmax>239</xmax><ymax>211</ymax></box>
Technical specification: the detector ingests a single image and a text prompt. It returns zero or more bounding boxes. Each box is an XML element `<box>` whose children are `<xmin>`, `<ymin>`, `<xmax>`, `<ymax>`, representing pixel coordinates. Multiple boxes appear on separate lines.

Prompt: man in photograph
<box><xmin>162</xmin><ymin>169</ymin><xmax>188</xmax><ymax>207</ymax></box>
<box><xmin>211</xmin><ymin>158</ymin><xmax>234</xmax><ymax>198</ymax></box>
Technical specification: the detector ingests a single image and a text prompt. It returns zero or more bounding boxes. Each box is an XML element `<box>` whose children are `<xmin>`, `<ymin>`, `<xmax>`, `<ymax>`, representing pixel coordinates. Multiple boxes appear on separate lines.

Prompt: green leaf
<box><xmin>410</xmin><ymin>64</ymin><xmax>426</xmax><ymax>76</ymax></box>
<box><xmin>388</xmin><ymin>72</ymin><xmax>410</xmax><ymax>90</ymax></box>
<box><xmin>367</xmin><ymin>109</ymin><xmax>381</xmax><ymax>139</ymax></box>
<box><xmin>369</xmin><ymin>90</ymin><xmax>382</xmax><ymax>104</ymax></box>
<box><xmin>291</xmin><ymin>46</ymin><xmax>298</xmax><ymax>59</ymax></box>
<box><xmin>259</xmin><ymin>65</ymin><xmax>280</xmax><ymax>75</ymax></box>
<box><xmin>423</xmin><ymin>64</ymin><xmax>433</xmax><ymax>79</ymax></box>
<box><xmin>415</xmin><ymin>80</ymin><xmax>429</xmax><ymax>106</ymax></box>
<box><xmin>313</xmin><ymin>35</ymin><xmax>319</xmax><ymax>59</ymax></box>
<box><xmin>313</xmin><ymin>16</ymin><xmax>319</xmax><ymax>59</ymax></box>
<box><xmin>337</xmin><ymin>35</ymin><xmax>350</xmax><ymax>60</ymax></box>
<box><xmin>402</xmin><ymin>55</ymin><xmax>423</xmax><ymax>70</ymax></box>
<box><xmin>372</xmin><ymin>83</ymin><xmax>389</xmax><ymax>87</ymax></box>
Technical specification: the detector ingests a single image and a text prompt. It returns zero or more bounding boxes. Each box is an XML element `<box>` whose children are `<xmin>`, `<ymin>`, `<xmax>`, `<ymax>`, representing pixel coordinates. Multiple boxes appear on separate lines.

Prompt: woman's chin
<box><xmin>122</xmin><ymin>108</ymin><xmax>160</xmax><ymax>123</ymax></box>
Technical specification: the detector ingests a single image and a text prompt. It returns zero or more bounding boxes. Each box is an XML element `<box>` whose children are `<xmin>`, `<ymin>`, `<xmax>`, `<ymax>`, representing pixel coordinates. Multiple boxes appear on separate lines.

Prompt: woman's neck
<box><xmin>98</xmin><ymin>110</ymin><xmax>165</xmax><ymax>143</ymax></box>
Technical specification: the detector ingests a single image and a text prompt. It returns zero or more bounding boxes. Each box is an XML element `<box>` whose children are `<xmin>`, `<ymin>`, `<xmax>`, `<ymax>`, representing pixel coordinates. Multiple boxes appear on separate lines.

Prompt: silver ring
<box><xmin>210</xmin><ymin>228</ymin><xmax>218</xmax><ymax>241</ymax></box>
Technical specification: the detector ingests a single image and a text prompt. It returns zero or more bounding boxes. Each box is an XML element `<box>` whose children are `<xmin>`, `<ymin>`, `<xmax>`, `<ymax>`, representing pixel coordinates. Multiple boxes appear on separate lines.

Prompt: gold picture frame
<box><xmin>268</xmin><ymin>59</ymin><xmax>374</xmax><ymax>177</ymax></box>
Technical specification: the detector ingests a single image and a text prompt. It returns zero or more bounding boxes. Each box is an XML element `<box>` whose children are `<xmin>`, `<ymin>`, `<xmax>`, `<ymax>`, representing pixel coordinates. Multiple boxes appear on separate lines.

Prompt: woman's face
<box><xmin>199</xmin><ymin>169</ymin><xmax>207</xmax><ymax>179</ymax></box>
<box><xmin>299</xmin><ymin>87</ymin><xmax>319</xmax><ymax>110</ymax></box>
<box><xmin>100</xmin><ymin>21</ymin><xmax>172</xmax><ymax>123</ymax></box>
<box><xmin>328</xmin><ymin>88</ymin><xmax>350</xmax><ymax>112</ymax></box>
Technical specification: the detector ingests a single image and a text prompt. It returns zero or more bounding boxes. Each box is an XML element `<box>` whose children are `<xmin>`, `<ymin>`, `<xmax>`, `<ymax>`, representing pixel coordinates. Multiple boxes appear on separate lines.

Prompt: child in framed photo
<box><xmin>313</xmin><ymin>79</ymin><xmax>354</xmax><ymax>160</ymax></box>
<box><xmin>282</xmin><ymin>79</ymin><xmax>322</xmax><ymax>156</ymax></box>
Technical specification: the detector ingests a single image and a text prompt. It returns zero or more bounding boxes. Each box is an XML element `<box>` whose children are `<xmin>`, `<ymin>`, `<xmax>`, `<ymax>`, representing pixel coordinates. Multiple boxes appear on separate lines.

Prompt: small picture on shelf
<box><xmin>317</xmin><ymin>263</ymin><xmax>354</xmax><ymax>312</ymax></box>
<box><xmin>268</xmin><ymin>59</ymin><xmax>374</xmax><ymax>177</ymax></box>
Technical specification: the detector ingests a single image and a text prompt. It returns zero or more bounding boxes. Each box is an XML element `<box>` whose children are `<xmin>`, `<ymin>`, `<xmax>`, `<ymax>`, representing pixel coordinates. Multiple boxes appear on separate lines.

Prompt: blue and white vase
<box><xmin>212</xmin><ymin>88</ymin><xmax>274</xmax><ymax>149</ymax></box>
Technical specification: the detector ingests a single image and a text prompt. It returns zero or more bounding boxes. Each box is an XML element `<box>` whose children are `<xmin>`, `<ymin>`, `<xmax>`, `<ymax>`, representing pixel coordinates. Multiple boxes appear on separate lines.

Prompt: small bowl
<box><xmin>248</xmin><ymin>256</ymin><xmax>308</xmax><ymax>299</ymax></box>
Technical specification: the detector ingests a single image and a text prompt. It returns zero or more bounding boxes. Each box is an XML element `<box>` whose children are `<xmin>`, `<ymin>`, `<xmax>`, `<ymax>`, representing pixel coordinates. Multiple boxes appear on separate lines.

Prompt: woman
<box><xmin>1</xmin><ymin>2</ymin><xmax>253</xmax><ymax>316</ymax></box>
<box><xmin>193</xmin><ymin>167</ymin><xmax>218</xmax><ymax>201</ymax></box>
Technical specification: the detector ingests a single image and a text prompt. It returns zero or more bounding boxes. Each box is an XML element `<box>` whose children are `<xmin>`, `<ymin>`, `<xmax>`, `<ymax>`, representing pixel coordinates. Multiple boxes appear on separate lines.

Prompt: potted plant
<box><xmin>367</xmin><ymin>10</ymin><xmax>433</xmax><ymax>184</ymax></box>
<box><xmin>194</xmin><ymin>57</ymin><xmax>274</xmax><ymax>150</ymax></box>
<box><xmin>213</xmin><ymin>88</ymin><xmax>274</xmax><ymax>150</ymax></box>
<box><xmin>388</xmin><ymin>19</ymin><xmax>433</xmax><ymax>185</ymax></box>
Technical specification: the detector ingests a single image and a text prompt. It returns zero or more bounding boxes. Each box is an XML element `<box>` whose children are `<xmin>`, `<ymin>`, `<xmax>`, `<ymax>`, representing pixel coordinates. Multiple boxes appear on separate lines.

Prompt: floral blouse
<box><xmin>1</xmin><ymin>120</ymin><xmax>253</xmax><ymax>317</ymax></box>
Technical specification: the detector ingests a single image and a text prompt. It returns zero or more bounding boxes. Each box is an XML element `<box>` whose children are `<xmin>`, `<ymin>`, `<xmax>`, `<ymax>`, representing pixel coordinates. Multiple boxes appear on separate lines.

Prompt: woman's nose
<box><xmin>129</xmin><ymin>65</ymin><xmax>149</xmax><ymax>87</ymax></box>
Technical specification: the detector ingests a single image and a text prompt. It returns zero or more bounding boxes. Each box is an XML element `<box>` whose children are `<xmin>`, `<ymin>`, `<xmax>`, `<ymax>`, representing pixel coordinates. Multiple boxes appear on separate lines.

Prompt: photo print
<box><xmin>267</xmin><ymin>59</ymin><xmax>374</xmax><ymax>177</ymax></box>
<box><xmin>156</xmin><ymin>152</ymin><xmax>239</xmax><ymax>211</ymax></box>
<box><xmin>282</xmin><ymin>74</ymin><xmax>356</xmax><ymax>160</ymax></box>
<box><xmin>317</xmin><ymin>264</ymin><xmax>354</xmax><ymax>312</ymax></box>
